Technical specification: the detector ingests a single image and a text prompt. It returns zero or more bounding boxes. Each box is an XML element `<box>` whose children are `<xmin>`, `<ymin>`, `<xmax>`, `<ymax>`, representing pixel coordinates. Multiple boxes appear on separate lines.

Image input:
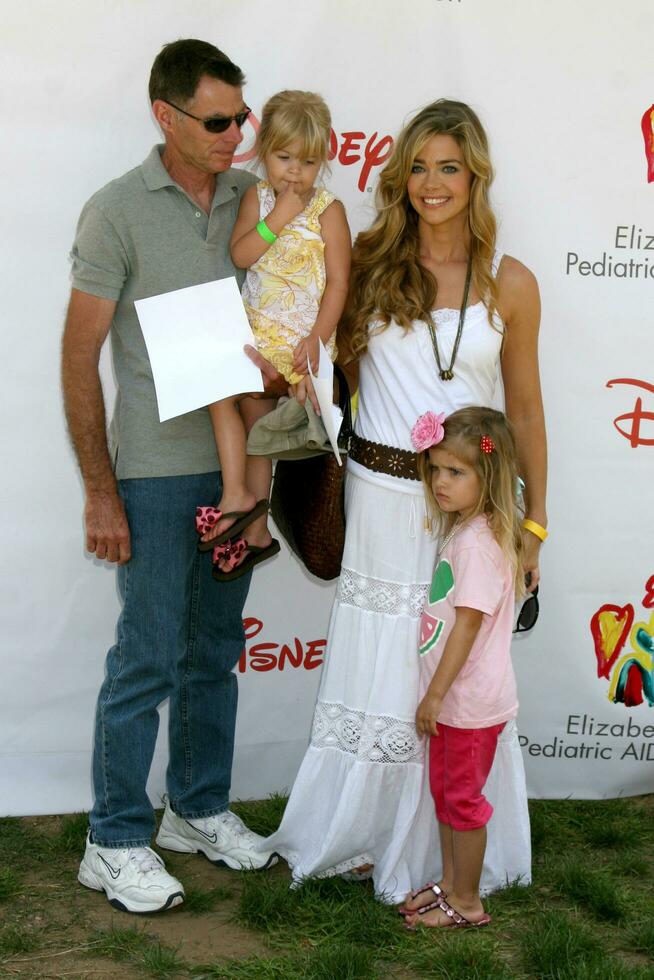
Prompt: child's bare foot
<box><xmin>214</xmin><ymin>527</ymin><xmax>273</xmax><ymax>573</ymax></box>
<box><xmin>197</xmin><ymin>492</ymin><xmax>268</xmax><ymax>547</ymax></box>
<box><xmin>203</xmin><ymin>491</ymin><xmax>256</xmax><ymax>542</ymax></box>
<box><xmin>403</xmin><ymin>891</ymin><xmax>489</xmax><ymax>929</ymax></box>
<box><xmin>398</xmin><ymin>880</ymin><xmax>450</xmax><ymax>915</ymax></box>
<box><xmin>211</xmin><ymin>534</ymin><xmax>280</xmax><ymax>581</ymax></box>
<box><xmin>341</xmin><ymin>863</ymin><xmax>374</xmax><ymax>880</ymax></box>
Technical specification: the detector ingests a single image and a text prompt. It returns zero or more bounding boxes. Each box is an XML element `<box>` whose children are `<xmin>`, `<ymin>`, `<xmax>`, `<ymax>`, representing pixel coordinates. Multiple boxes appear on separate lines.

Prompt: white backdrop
<box><xmin>2</xmin><ymin>0</ymin><xmax>654</xmax><ymax>817</ymax></box>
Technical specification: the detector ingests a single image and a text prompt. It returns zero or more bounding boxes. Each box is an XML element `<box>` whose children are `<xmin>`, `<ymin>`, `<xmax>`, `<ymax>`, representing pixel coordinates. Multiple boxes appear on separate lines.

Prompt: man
<box><xmin>62</xmin><ymin>39</ymin><xmax>277</xmax><ymax>914</ymax></box>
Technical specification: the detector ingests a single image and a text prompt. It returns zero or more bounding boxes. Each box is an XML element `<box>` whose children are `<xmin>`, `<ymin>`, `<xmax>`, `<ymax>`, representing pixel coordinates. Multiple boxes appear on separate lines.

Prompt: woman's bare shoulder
<box><xmin>497</xmin><ymin>254</ymin><xmax>539</xmax><ymax>297</ymax></box>
<box><xmin>496</xmin><ymin>254</ymin><xmax>541</xmax><ymax>331</ymax></box>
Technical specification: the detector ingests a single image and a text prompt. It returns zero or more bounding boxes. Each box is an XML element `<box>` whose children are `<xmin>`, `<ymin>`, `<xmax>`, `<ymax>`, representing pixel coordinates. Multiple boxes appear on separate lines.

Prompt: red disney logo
<box><xmin>234</xmin><ymin>114</ymin><xmax>393</xmax><ymax>193</ymax></box>
<box><xmin>606</xmin><ymin>378</ymin><xmax>654</xmax><ymax>447</ymax></box>
<box><xmin>642</xmin><ymin>104</ymin><xmax>654</xmax><ymax>183</ymax></box>
<box><xmin>238</xmin><ymin>616</ymin><xmax>326</xmax><ymax>673</ymax></box>
<box><xmin>327</xmin><ymin>129</ymin><xmax>394</xmax><ymax>192</ymax></box>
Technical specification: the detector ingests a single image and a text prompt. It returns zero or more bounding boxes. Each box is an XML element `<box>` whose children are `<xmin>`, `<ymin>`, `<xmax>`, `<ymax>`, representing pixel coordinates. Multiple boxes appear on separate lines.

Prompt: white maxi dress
<box><xmin>263</xmin><ymin>254</ymin><xmax>532</xmax><ymax>903</ymax></box>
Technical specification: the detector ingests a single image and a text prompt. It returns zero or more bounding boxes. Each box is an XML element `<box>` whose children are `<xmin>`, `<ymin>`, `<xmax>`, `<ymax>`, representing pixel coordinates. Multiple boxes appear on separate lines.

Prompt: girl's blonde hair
<box><xmin>339</xmin><ymin>99</ymin><xmax>499</xmax><ymax>362</ymax></box>
<box><xmin>256</xmin><ymin>90</ymin><xmax>331</xmax><ymax>165</ymax></box>
<box><xmin>417</xmin><ymin>406</ymin><xmax>525</xmax><ymax>594</ymax></box>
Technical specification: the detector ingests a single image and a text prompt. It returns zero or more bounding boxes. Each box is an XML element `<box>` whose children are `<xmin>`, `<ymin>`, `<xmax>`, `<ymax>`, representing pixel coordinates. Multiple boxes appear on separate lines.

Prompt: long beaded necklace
<box><xmin>427</xmin><ymin>254</ymin><xmax>473</xmax><ymax>382</ymax></box>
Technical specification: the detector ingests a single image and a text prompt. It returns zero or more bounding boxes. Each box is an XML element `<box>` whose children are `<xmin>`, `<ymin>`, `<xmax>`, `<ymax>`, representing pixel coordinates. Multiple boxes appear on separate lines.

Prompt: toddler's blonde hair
<box><xmin>256</xmin><ymin>90</ymin><xmax>331</xmax><ymax>166</ymax></box>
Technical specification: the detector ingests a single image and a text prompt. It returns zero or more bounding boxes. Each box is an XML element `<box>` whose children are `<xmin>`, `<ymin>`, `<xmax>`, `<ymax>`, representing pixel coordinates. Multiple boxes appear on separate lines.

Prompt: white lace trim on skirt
<box><xmin>311</xmin><ymin>700</ymin><xmax>424</xmax><ymax>765</ymax></box>
<box><xmin>337</xmin><ymin>567</ymin><xmax>429</xmax><ymax>619</ymax></box>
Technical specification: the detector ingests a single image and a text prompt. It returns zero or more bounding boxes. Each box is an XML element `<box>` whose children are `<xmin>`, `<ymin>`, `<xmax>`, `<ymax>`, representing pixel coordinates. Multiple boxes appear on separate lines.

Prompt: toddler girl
<box><xmin>196</xmin><ymin>90</ymin><xmax>351</xmax><ymax>580</ymax></box>
<box><xmin>402</xmin><ymin>406</ymin><xmax>525</xmax><ymax>929</ymax></box>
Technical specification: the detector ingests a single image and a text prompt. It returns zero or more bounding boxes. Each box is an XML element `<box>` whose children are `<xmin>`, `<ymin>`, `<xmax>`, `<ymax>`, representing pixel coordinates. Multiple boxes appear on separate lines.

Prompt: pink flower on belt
<box><xmin>411</xmin><ymin>411</ymin><xmax>446</xmax><ymax>452</ymax></box>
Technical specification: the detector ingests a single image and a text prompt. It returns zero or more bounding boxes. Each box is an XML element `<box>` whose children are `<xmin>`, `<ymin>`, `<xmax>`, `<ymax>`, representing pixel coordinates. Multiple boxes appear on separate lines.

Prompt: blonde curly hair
<box><xmin>339</xmin><ymin>99</ymin><xmax>500</xmax><ymax>362</ymax></box>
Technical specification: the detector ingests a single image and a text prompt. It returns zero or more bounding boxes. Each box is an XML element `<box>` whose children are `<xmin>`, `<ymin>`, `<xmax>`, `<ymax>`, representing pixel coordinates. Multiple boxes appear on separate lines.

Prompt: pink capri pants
<box><xmin>429</xmin><ymin>722</ymin><xmax>506</xmax><ymax>831</ymax></box>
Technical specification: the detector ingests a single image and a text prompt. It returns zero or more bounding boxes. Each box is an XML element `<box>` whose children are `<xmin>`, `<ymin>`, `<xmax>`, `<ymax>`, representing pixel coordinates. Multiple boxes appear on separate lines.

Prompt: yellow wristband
<box><xmin>522</xmin><ymin>519</ymin><xmax>548</xmax><ymax>542</ymax></box>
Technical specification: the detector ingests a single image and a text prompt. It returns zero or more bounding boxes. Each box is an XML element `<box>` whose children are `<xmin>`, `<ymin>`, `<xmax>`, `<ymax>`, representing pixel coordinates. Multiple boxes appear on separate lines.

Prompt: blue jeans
<box><xmin>90</xmin><ymin>472</ymin><xmax>251</xmax><ymax>848</ymax></box>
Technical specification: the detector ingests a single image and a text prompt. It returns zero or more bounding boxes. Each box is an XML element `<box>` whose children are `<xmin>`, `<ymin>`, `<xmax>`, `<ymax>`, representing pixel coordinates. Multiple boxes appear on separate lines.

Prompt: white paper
<box><xmin>135</xmin><ymin>277</ymin><xmax>264</xmax><ymax>422</ymax></box>
<box><xmin>307</xmin><ymin>340</ymin><xmax>344</xmax><ymax>465</ymax></box>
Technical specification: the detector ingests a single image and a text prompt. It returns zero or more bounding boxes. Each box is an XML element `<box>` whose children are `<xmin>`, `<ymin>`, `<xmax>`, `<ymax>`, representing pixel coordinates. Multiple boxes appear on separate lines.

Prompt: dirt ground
<box><xmin>0</xmin><ymin>813</ymin><xmax>287</xmax><ymax>979</ymax></box>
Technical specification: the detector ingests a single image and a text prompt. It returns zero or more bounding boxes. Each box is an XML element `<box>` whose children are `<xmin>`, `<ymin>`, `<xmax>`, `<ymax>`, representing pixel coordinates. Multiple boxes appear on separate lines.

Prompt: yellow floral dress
<box><xmin>243</xmin><ymin>180</ymin><xmax>337</xmax><ymax>384</ymax></box>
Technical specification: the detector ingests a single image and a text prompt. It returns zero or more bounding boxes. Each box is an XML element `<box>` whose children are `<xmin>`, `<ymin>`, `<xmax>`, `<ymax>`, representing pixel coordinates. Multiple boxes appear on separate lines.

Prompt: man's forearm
<box><xmin>61</xmin><ymin>290</ymin><xmax>118</xmax><ymax>494</ymax></box>
<box><xmin>62</xmin><ymin>365</ymin><xmax>116</xmax><ymax>492</ymax></box>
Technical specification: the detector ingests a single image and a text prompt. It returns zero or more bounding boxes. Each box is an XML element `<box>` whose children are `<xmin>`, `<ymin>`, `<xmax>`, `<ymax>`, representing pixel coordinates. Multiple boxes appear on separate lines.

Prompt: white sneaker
<box><xmin>78</xmin><ymin>833</ymin><xmax>184</xmax><ymax>913</ymax></box>
<box><xmin>155</xmin><ymin>798</ymin><xmax>278</xmax><ymax>870</ymax></box>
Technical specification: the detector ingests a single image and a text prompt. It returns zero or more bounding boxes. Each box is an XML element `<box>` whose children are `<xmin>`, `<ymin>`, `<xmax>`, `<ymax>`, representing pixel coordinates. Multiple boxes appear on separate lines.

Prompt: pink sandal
<box><xmin>404</xmin><ymin>895</ymin><xmax>491</xmax><ymax>930</ymax></box>
<box><xmin>397</xmin><ymin>881</ymin><xmax>447</xmax><ymax>916</ymax></box>
<box><xmin>212</xmin><ymin>538</ymin><xmax>248</xmax><ymax>571</ymax></box>
<box><xmin>196</xmin><ymin>499</ymin><xmax>268</xmax><ymax>551</ymax></box>
<box><xmin>211</xmin><ymin>537</ymin><xmax>280</xmax><ymax>582</ymax></box>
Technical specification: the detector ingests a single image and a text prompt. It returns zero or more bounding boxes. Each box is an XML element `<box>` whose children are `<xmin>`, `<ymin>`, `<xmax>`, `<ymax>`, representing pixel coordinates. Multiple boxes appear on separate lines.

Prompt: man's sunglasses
<box><xmin>513</xmin><ymin>585</ymin><xmax>539</xmax><ymax>634</ymax></box>
<box><xmin>164</xmin><ymin>100</ymin><xmax>251</xmax><ymax>134</ymax></box>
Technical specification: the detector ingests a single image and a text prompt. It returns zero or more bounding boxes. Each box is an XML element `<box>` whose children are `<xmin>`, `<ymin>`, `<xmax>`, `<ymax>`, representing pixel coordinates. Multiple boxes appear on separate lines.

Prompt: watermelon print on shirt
<box><xmin>419</xmin><ymin>559</ymin><xmax>453</xmax><ymax>655</ymax></box>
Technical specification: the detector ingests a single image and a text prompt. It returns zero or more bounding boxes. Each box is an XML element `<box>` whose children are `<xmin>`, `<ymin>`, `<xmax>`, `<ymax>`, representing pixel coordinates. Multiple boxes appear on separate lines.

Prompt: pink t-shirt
<box><xmin>418</xmin><ymin>514</ymin><xmax>518</xmax><ymax>729</ymax></box>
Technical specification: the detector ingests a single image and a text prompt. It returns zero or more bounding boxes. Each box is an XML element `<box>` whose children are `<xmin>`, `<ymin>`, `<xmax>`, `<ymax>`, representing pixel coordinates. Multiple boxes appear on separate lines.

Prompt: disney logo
<box><xmin>238</xmin><ymin>616</ymin><xmax>326</xmax><ymax>672</ymax></box>
<box><xmin>606</xmin><ymin>377</ymin><xmax>654</xmax><ymax>447</ymax></box>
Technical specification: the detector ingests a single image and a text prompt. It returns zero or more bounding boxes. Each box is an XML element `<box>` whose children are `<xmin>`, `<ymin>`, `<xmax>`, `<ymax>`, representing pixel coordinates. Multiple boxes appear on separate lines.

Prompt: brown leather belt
<box><xmin>349</xmin><ymin>433</ymin><xmax>419</xmax><ymax>481</ymax></box>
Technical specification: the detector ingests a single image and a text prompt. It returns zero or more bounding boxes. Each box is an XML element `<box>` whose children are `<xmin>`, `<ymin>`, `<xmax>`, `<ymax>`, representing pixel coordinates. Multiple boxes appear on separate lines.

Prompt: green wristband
<box><xmin>256</xmin><ymin>219</ymin><xmax>277</xmax><ymax>244</ymax></box>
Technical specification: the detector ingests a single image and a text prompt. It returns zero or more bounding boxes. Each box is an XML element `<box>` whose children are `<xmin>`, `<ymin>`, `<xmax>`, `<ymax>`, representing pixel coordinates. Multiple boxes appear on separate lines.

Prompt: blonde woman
<box><xmin>263</xmin><ymin>100</ymin><xmax>546</xmax><ymax>905</ymax></box>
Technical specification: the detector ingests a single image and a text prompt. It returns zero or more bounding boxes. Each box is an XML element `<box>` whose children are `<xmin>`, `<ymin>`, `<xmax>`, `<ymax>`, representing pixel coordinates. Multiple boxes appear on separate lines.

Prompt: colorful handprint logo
<box><xmin>590</xmin><ymin>576</ymin><xmax>654</xmax><ymax>707</ymax></box>
<box><xmin>642</xmin><ymin>104</ymin><xmax>654</xmax><ymax>183</ymax></box>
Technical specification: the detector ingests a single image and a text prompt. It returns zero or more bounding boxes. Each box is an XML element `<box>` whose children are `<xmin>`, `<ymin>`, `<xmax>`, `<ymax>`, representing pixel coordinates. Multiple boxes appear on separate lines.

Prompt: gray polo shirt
<box><xmin>70</xmin><ymin>145</ymin><xmax>257</xmax><ymax>479</ymax></box>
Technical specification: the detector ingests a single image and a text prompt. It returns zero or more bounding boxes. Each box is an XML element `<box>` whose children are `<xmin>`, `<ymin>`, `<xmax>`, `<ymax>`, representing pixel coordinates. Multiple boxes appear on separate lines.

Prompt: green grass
<box><xmin>625</xmin><ymin>918</ymin><xmax>654</xmax><ymax>959</ymax></box>
<box><xmin>89</xmin><ymin>925</ymin><xmax>185</xmax><ymax>977</ymax></box>
<box><xmin>554</xmin><ymin>859</ymin><xmax>628</xmax><ymax>921</ymax></box>
<box><xmin>554</xmin><ymin>964</ymin><xmax>654</xmax><ymax>980</ymax></box>
<box><xmin>0</xmin><ymin>924</ymin><xmax>39</xmax><ymax>956</ymax></box>
<box><xmin>395</xmin><ymin>924</ymin><xmax>515</xmax><ymax>980</ymax></box>
<box><xmin>46</xmin><ymin>811</ymin><xmax>89</xmax><ymax>855</ymax></box>
<box><xmin>1</xmin><ymin>796</ymin><xmax>653</xmax><ymax>979</ymax></box>
<box><xmin>529</xmin><ymin>799</ymin><xmax>579</xmax><ymax>854</ymax></box>
<box><xmin>484</xmin><ymin>878</ymin><xmax>538</xmax><ymax>914</ymax></box>
<box><xmin>577</xmin><ymin>798</ymin><xmax>648</xmax><ymax>851</ymax></box>
<box><xmin>228</xmin><ymin>796</ymin><xmax>654</xmax><ymax>980</ymax></box>
<box><xmin>529</xmin><ymin>797</ymin><xmax>651</xmax><ymax>860</ymax></box>
<box><xmin>0</xmin><ymin>867</ymin><xmax>21</xmax><ymax>901</ymax></box>
<box><xmin>231</xmin><ymin>793</ymin><xmax>288</xmax><ymax>837</ymax></box>
<box><xmin>520</xmin><ymin>908</ymin><xmax>605</xmax><ymax>977</ymax></box>
<box><xmin>0</xmin><ymin>816</ymin><xmax>41</xmax><ymax>853</ymax></box>
<box><xmin>611</xmin><ymin>850</ymin><xmax>650</xmax><ymax>878</ymax></box>
<box><xmin>141</xmin><ymin>941</ymin><xmax>186</xmax><ymax>978</ymax></box>
<box><xmin>192</xmin><ymin>958</ymin><xmax>294</xmax><ymax>979</ymax></box>
<box><xmin>192</xmin><ymin>945</ymin><xmax>376</xmax><ymax>979</ymax></box>
<box><xmin>182</xmin><ymin>883</ymin><xmax>234</xmax><ymax>914</ymax></box>
<box><xmin>89</xmin><ymin>924</ymin><xmax>155</xmax><ymax>961</ymax></box>
<box><xmin>237</xmin><ymin>873</ymin><xmax>397</xmax><ymax>950</ymax></box>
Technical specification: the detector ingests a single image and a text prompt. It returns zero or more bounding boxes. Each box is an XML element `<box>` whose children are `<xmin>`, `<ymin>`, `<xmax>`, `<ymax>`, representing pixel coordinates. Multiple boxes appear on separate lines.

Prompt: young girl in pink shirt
<box><xmin>402</xmin><ymin>405</ymin><xmax>527</xmax><ymax>930</ymax></box>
